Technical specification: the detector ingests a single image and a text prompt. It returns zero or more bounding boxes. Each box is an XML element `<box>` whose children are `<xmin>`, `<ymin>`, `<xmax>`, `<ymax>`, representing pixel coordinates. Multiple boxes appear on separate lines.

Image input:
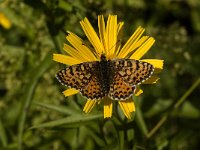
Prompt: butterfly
<box><xmin>56</xmin><ymin>54</ymin><xmax>154</xmax><ymax>100</ymax></box>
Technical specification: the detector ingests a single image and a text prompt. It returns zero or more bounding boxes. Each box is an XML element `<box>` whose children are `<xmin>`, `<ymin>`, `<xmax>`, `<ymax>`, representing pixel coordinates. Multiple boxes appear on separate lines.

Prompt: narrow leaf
<box><xmin>30</xmin><ymin>114</ymin><xmax>103</xmax><ymax>129</ymax></box>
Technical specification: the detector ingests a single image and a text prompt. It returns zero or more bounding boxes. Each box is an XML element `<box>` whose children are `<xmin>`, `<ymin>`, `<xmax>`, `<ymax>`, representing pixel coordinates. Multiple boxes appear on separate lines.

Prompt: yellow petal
<box><xmin>115</xmin><ymin>22</ymin><xmax>124</xmax><ymax>55</ymax></box>
<box><xmin>105</xmin><ymin>15</ymin><xmax>118</xmax><ymax>58</ymax></box>
<box><xmin>66</xmin><ymin>32</ymin><xmax>97</xmax><ymax>61</ymax></box>
<box><xmin>126</xmin><ymin>98</ymin><xmax>135</xmax><ymax>112</ymax></box>
<box><xmin>117</xmin><ymin>22</ymin><xmax>124</xmax><ymax>35</ymax></box>
<box><xmin>135</xmin><ymin>36</ymin><xmax>149</xmax><ymax>47</ymax></box>
<box><xmin>141</xmin><ymin>59</ymin><xmax>164</xmax><ymax>73</ymax></box>
<box><xmin>63</xmin><ymin>43</ymin><xmax>88</xmax><ymax>62</ymax></box>
<box><xmin>98</xmin><ymin>15</ymin><xmax>106</xmax><ymax>54</ymax></box>
<box><xmin>129</xmin><ymin>37</ymin><xmax>155</xmax><ymax>60</ymax></box>
<box><xmin>135</xmin><ymin>87</ymin><xmax>143</xmax><ymax>96</ymax></box>
<box><xmin>83</xmin><ymin>100</ymin><xmax>97</xmax><ymax>113</ymax></box>
<box><xmin>104</xmin><ymin>98</ymin><xmax>113</xmax><ymax>118</ymax></box>
<box><xmin>143</xmin><ymin>76</ymin><xmax>160</xmax><ymax>84</ymax></box>
<box><xmin>62</xmin><ymin>88</ymin><xmax>79</xmax><ymax>97</ymax></box>
<box><xmin>0</xmin><ymin>12</ymin><xmax>11</xmax><ymax>29</ymax></box>
<box><xmin>118</xmin><ymin>26</ymin><xmax>145</xmax><ymax>58</ymax></box>
<box><xmin>80</xmin><ymin>18</ymin><xmax>104</xmax><ymax>57</ymax></box>
<box><xmin>53</xmin><ymin>54</ymin><xmax>82</xmax><ymax>65</ymax></box>
<box><xmin>118</xmin><ymin>98</ymin><xmax>135</xmax><ymax>119</ymax></box>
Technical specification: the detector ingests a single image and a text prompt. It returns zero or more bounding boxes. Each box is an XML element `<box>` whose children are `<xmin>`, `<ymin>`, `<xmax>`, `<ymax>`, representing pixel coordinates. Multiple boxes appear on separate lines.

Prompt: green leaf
<box><xmin>144</xmin><ymin>99</ymin><xmax>172</xmax><ymax>118</ymax></box>
<box><xmin>80</xmin><ymin>126</ymin><xmax>105</xmax><ymax>146</ymax></box>
<box><xmin>18</xmin><ymin>52</ymin><xmax>53</xmax><ymax>150</ymax></box>
<box><xmin>172</xmin><ymin>101</ymin><xmax>200</xmax><ymax>119</ymax></box>
<box><xmin>0</xmin><ymin>118</ymin><xmax>8</xmax><ymax>147</ymax></box>
<box><xmin>29</xmin><ymin>114</ymin><xmax>103</xmax><ymax>129</ymax></box>
<box><xmin>33</xmin><ymin>101</ymin><xmax>81</xmax><ymax>115</ymax></box>
<box><xmin>127</xmin><ymin>129</ymin><xmax>134</xmax><ymax>141</ymax></box>
<box><xmin>58</xmin><ymin>0</ymin><xmax>73</xmax><ymax>11</ymax></box>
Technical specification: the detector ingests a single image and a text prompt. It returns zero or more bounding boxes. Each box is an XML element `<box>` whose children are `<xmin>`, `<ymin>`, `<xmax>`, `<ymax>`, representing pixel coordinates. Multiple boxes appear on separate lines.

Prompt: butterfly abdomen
<box><xmin>99</xmin><ymin>55</ymin><xmax>111</xmax><ymax>95</ymax></box>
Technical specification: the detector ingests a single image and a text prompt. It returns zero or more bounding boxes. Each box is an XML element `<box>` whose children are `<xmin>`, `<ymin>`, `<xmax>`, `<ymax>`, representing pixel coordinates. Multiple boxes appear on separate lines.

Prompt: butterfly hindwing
<box><xmin>108</xmin><ymin>73</ymin><xmax>135</xmax><ymax>100</ymax></box>
<box><xmin>81</xmin><ymin>75</ymin><xmax>105</xmax><ymax>100</ymax></box>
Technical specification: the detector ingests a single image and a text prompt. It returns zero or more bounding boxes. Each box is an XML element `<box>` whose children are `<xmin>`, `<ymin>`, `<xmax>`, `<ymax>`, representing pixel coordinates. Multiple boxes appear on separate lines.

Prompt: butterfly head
<box><xmin>100</xmin><ymin>54</ymin><xmax>107</xmax><ymax>61</ymax></box>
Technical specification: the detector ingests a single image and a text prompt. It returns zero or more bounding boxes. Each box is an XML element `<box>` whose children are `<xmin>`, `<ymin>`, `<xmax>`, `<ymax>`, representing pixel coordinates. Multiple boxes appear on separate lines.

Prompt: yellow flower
<box><xmin>0</xmin><ymin>12</ymin><xmax>11</xmax><ymax>29</ymax></box>
<box><xmin>53</xmin><ymin>15</ymin><xmax>164</xmax><ymax>119</ymax></box>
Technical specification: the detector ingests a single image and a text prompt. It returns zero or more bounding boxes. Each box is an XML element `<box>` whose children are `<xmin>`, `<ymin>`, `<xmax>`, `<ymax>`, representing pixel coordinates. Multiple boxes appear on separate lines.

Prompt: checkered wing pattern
<box><xmin>108</xmin><ymin>73</ymin><xmax>135</xmax><ymax>100</ymax></box>
<box><xmin>56</xmin><ymin>62</ymin><xmax>96</xmax><ymax>90</ymax></box>
<box><xmin>56</xmin><ymin>56</ymin><xmax>154</xmax><ymax>101</ymax></box>
<box><xmin>108</xmin><ymin>59</ymin><xmax>154</xmax><ymax>100</ymax></box>
<box><xmin>80</xmin><ymin>75</ymin><xmax>105</xmax><ymax>100</ymax></box>
<box><xmin>56</xmin><ymin>62</ymin><xmax>105</xmax><ymax>100</ymax></box>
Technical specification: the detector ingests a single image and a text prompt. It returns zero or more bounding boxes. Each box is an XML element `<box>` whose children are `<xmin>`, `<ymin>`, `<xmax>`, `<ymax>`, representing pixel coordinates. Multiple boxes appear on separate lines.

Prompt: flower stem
<box><xmin>147</xmin><ymin>114</ymin><xmax>168</xmax><ymax>138</ymax></box>
<box><xmin>174</xmin><ymin>78</ymin><xmax>200</xmax><ymax>109</ymax></box>
<box><xmin>146</xmin><ymin>78</ymin><xmax>200</xmax><ymax>138</ymax></box>
<box><xmin>135</xmin><ymin>98</ymin><xmax>148</xmax><ymax>136</ymax></box>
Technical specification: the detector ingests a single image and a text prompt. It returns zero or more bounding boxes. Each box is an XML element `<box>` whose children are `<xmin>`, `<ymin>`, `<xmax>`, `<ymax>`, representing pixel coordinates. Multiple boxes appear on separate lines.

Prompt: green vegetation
<box><xmin>0</xmin><ymin>0</ymin><xmax>200</xmax><ymax>149</ymax></box>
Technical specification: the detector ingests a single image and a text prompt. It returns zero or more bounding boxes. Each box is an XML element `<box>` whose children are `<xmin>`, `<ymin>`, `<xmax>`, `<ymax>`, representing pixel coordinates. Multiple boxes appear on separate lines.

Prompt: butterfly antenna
<box><xmin>105</xmin><ymin>39</ymin><xmax>122</xmax><ymax>56</ymax></box>
<box><xmin>81</xmin><ymin>42</ymin><xmax>100</xmax><ymax>58</ymax></box>
<box><xmin>108</xmin><ymin>39</ymin><xmax>122</xmax><ymax>51</ymax></box>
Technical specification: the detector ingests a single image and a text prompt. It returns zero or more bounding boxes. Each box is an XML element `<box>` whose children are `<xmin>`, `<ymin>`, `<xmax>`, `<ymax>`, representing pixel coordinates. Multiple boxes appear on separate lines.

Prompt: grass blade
<box><xmin>33</xmin><ymin>101</ymin><xmax>81</xmax><ymax>115</ymax></box>
<box><xmin>0</xmin><ymin>118</ymin><xmax>8</xmax><ymax>147</ymax></box>
<box><xmin>18</xmin><ymin>52</ymin><xmax>52</xmax><ymax>150</ymax></box>
<box><xmin>29</xmin><ymin>114</ymin><xmax>103</xmax><ymax>129</ymax></box>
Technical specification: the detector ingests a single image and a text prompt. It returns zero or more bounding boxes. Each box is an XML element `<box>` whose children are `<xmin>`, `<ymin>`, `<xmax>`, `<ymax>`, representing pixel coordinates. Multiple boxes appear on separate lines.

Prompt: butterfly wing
<box><xmin>108</xmin><ymin>59</ymin><xmax>154</xmax><ymax>100</ymax></box>
<box><xmin>56</xmin><ymin>61</ymin><xmax>105</xmax><ymax>100</ymax></box>
<box><xmin>56</xmin><ymin>58</ymin><xmax>154</xmax><ymax>100</ymax></box>
<box><xmin>108</xmin><ymin>73</ymin><xmax>135</xmax><ymax>100</ymax></box>
<box><xmin>80</xmin><ymin>75</ymin><xmax>105</xmax><ymax>100</ymax></box>
<box><xmin>112</xmin><ymin>59</ymin><xmax>154</xmax><ymax>86</ymax></box>
<box><xmin>56</xmin><ymin>62</ymin><xmax>98</xmax><ymax>90</ymax></box>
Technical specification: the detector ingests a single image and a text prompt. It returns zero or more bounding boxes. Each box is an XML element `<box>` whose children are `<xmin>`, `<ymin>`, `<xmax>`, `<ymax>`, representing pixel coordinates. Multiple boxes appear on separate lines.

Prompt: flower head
<box><xmin>53</xmin><ymin>15</ymin><xmax>163</xmax><ymax>119</ymax></box>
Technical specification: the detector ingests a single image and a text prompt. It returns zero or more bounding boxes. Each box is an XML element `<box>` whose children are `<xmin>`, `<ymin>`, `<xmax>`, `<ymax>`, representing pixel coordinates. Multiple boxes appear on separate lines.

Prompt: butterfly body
<box><xmin>98</xmin><ymin>54</ymin><xmax>113</xmax><ymax>96</ymax></box>
<box><xmin>56</xmin><ymin>54</ymin><xmax>154</xmax><ymax>100</ymax></box>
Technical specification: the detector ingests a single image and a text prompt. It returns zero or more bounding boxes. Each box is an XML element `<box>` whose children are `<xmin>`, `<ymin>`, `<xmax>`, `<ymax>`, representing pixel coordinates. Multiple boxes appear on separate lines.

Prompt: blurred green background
<box><xmin>0</xmin><ymin>0</ymin><xmax>200</xmax><ymax>149</ymax></box>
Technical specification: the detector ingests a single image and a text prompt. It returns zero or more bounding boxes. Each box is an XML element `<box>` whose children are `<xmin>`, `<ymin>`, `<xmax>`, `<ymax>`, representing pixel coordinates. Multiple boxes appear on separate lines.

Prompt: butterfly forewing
<box><xmin>56</xmin><ymin>62</ymin><xmax>98</xmax><ymax>90</ymax></box>
<box><xmin>108</xmin><ymin>59</ymin><xmax>154</xmax><ymax>100</ymax></box>
<box><xmin>111</xmin><ymin>59</ymin><xmax>154</xmax><ymax>86</ymax></box>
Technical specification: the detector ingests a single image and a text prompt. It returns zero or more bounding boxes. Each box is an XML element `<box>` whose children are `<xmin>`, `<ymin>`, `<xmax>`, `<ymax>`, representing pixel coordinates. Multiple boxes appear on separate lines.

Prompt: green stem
<box><xmin>147</xmin><ymin>114</ymin><xmax>168</xmax><ymax>138</ymax></box>
<box><xmin>0</xmin><ymin>118</ymin><xmax>8</xmax><ymax>147</ymax></box>
<box><xmin>147</xmin><ymin>78</ymin><xmax>200</xmax><ymax>138</ymax></box>
<box><xmin>174</xmin><ymin>78</ymin><xmax>200</xmax><ymax>109</ymax></box>
<box><xmin>135</xmin><ymin>98</ymin><xmax>148</xmax><ymax>136</ymax></box>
